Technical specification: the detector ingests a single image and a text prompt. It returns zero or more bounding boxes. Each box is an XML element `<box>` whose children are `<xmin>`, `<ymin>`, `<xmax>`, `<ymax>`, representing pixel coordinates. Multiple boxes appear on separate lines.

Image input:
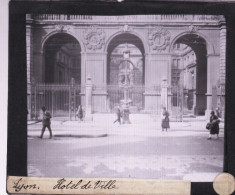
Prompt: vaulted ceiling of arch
<box><xmin>107</xmin><ymin>33</ymin><xmax>145</xmax><ymax>55</ymax></box>
<box><xmin>44</xmin><ymin>33</ymin><xmax>81</xmax><ymax>56</ymax></box>
<box><xmin>175</xmin><ymin>34</ymin><xmax>206</xmax><ymax>52</ymax></box>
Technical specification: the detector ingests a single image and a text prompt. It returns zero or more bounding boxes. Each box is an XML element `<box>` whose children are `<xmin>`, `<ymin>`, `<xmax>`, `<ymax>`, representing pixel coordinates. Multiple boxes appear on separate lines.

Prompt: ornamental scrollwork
<box><xmin>148</xmin><ymin>27</ymin><xmax>171</xmax><ymax>52</ymax></box>
<box><xmin>185</xmin><ymin>25</ymin><xmax>198</xmax><ymax>33</ymax></box>
<box><xmin>55</xmin><ymin>24</ymin><xmax>71</xmax><ymax>32</ymax></box>
<box><xmin>82</xmin><ymin>26</ymin><xmax>106</xmax><ymax>51</ymax></box>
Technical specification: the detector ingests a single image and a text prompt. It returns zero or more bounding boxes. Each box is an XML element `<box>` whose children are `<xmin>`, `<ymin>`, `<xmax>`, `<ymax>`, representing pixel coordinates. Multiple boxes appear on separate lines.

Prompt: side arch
<box><xmin>169</xmin><ymin>31</ymin><xmax>215</xmax><ymax>55</ymax></box>
<box><xmin>41</xmin><ymin>30</ymin><xmax>85</xmax><ymax>52</ymax></box>
<box><xmin>104</xmin><ymin>30</ymin><xmax>148</xmax><ymax>54</ymax></box>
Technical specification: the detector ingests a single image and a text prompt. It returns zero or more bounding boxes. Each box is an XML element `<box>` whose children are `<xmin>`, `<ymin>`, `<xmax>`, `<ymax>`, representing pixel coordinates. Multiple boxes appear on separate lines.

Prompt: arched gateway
<box><xmin>26</xmin><ymin>14</ymin><xmax>226</xmax><ymax>119</ymax></box>
<box><xmin>106</xmin><ymin>33</ymin><xmax>145</xmax><ymax>112</ymax></box>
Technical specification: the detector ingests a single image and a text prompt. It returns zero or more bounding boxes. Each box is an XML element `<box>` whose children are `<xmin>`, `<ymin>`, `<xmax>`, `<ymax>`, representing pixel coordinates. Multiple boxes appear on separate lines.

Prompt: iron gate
<box><xmin>29</xmin><ymin>84</ymin><xmax>82</xmax><ymax>119</ymax></box>
<box><xmin>169</xmin><ymin>84</ymin><xmax>184</xmax><ymax>121</ymax></box>
<box><xmin>107</xmin><ymin>85</ymin><xmax>145</xmax><ymax>113</ymax></box>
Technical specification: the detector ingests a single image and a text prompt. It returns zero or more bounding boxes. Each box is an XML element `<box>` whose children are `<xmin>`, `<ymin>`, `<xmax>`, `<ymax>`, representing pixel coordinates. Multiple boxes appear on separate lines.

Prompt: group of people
<box><xmin>37</xmin><ymin>104</ymin><xmax>221</xmax><ymax>140</ymax></box>
<box><xmin>113</xmin><ymin>106</ymin><xmax>170</xmax><ymax>130</ymax></box>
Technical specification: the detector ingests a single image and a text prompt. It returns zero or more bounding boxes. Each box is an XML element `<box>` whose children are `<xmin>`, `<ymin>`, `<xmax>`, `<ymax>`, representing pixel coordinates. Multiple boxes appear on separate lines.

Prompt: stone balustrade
<box><xmin>28</xmin><ymin>14</ymin><xmax>225</xmax><ymax>23</ymax></box>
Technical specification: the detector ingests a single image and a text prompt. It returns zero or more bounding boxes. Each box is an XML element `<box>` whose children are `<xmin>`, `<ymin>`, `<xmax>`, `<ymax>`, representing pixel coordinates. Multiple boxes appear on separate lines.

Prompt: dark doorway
<box><xmin>171</xmin><ymin>34</ymin><xmax>207</xmax><ymax>115</ymax></box>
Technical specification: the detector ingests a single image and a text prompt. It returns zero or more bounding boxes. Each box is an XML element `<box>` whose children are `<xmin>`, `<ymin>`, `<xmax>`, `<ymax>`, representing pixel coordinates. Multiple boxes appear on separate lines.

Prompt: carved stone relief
<box><xmin>185</xmin><ymin>25</ymin><xmax>198</xmax><ymax>33</ymax></box>
<box><xmin>82</xmin><ymin>26</ymin><xmax>106</xmax><ymax>51</ymax></box>
<box><xmin>121</xmin><ymin>24</ymin><xmax>132</xmax><ymax>32</ymax></box>
<box><xmin>148</xmin><ymin>27</ymin><xmax>171</xmax><ymax>52</ymax></box>
<box><xmin>55</xmin><ymin>24</ymin><xmax>72</xmax><ymax>32</ymax></box>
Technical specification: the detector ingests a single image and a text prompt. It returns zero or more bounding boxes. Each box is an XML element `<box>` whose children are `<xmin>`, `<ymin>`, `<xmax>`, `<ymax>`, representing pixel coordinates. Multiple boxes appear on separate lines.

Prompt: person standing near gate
<box><xmin>76</xmin><ymin>105</ymin><xmax>83</xmax><ymax>121</ymax></box>
<box><xmin>161</xmin><ymin>107</ymin><xmax>170</xmax><ymax>132</ymax></box>
<box><xmin>40</xmin><ymin>106</ymin><xmax>52</xmax><ymax>139</ymax></box>
<box><xmin>113</xmin><ymin>106</ymin><xmax>122</xmax><ymax>125</ymax></box>
<box><xmin>207</xmin><ymin>111</ymin><xmax>220</xmax><ymax>140</ymax></box>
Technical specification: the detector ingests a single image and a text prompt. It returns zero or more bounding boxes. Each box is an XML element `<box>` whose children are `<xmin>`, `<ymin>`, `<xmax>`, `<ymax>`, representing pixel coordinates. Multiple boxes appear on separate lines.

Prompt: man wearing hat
<box><xmin>40</xmin><ymin>106</ymin><xmax>52</xmax><ymax>139</ymax></box>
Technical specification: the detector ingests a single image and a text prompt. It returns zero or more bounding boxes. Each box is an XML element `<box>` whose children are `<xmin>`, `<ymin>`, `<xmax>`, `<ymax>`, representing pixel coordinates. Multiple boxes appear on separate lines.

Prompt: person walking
<box><xmin>76</xmin><ymin>105</ymin><xmax>83</xmax><ymax>121</ymax></box>
<box><xmin>39</xmin><ymin>106</ymin><xmax>52</xmax><ymax>139</ymax></box>
<box><xmin>215</xmin><ymin>107</ymin><xmax>221</xmax><ymax>118</ymax></box>
<box><xmin>207</xmin><ymin>111</ymin><xmax>220</xmax><ymax>140</ymax></box>
<box><xmin>113</xmin><ymin>106</ymin><xmax>122</xmax><ymax>125</ymax></box>
<box><xmin>161</xmin><ymin>107</ymin><xmax>170</xmax><ymax>132</ymax></box>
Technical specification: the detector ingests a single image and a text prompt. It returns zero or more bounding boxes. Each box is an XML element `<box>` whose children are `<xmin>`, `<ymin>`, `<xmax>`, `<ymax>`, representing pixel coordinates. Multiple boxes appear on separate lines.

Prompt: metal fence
<box><xmin>169</xmin><ymin>84</ymin><xmax>184</xmax><ymax>121</ymax></box>
<box><xmin>29</xmin><ymin>84</ymin><xmax>83</xmax><ymax>119</ymax></box>
<box><xmin>106</xmin><ymin>85</ymin><xmax>145</xmax><ymax>112</ymax></box>
<box><xmin>28</xmin><ymin>83</ymin><xmax>185</xmax><ymax>119</ymax></box>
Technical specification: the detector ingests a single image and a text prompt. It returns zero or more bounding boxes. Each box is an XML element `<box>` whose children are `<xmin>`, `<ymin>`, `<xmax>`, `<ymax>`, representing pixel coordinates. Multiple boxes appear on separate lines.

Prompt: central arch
<box><xmin>106</xmin><ymin>33</ymin><xmax>146</xmax><ymax>112</ymax></box>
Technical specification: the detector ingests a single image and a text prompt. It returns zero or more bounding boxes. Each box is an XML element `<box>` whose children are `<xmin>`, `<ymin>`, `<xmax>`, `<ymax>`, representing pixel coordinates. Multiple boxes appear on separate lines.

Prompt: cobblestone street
<box><xmin>28</xmin><ymin>114</ymin><xmax>224</xmax><ymax>182</ymax></box>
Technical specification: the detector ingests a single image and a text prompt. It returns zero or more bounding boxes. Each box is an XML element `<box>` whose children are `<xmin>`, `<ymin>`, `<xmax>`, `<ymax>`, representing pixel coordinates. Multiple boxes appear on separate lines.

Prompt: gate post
<box><xmin>69</xmin><ymin>78</ymin><xmax>76</xmax><ymax>120</ymax></box>
<box><xmin>161</xmin><ymin>77</ymin><xmax>168</xmax><ymax>110</ymax></box>
<box><xmin>30</xmin><ymin>78</ymin><xmax>37</xmax><ymax>120</ymax></box>
<box><xmin>85</xmin><ymin>75</ymin><xmax>93</xmax><ymax>121</ymax></box>
<box><xmin>212</xmin><ymin>85</ymin><xmax>217</xmax><ymax>111</ymax></box>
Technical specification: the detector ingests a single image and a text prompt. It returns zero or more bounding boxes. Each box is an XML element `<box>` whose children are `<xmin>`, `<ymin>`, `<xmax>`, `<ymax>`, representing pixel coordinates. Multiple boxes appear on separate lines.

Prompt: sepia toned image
<box><xmin>26</xmin><ymin>14</ymin><xmax>226</xmax><ymax>182</ymax></box>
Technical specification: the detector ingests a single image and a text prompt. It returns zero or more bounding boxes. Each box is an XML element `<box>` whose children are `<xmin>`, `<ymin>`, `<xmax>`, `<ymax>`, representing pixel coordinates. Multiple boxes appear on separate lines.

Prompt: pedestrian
<box><xmin>207</xmin><ymin>111</ymin><xmax>220</xmax><ymax>140</ymax></box>
<box><xmin>76</xmin><ymin>105</ymin><xmax>83</xmax><ymax>121</ymax></box>
<box><xmin>215</xmin><ymin>107</ymin><xmax>221</xmax><ymax>118</ymax></box>
<box><xmin>161</xmin><ymin>107</ymin><xmax>170</xmax><ymax>132</ymax></box>
<box><xmin>39</xmin><ymin>106</ymin><xmax>52</xmax><ymax>139</ymax></box>
<box><xmin>113</xmin><ymin>106</ymin><xmax>122</xmax><ymax>125</ymax></box>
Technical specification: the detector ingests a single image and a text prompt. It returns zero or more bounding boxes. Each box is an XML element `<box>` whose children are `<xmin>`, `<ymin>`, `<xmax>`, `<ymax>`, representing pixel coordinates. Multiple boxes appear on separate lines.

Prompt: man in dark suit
<box><xmin>40</xmin><ymin>106</ymin><xmax>52</xmax><ymax>139</ymax></box>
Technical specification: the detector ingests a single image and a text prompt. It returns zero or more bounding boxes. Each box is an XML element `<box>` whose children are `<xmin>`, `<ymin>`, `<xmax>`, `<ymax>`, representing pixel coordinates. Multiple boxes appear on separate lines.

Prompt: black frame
<box><xmin>8</xmin><ymin>1</ymin><xmax>235</xmax><ymax>194</ymax></box>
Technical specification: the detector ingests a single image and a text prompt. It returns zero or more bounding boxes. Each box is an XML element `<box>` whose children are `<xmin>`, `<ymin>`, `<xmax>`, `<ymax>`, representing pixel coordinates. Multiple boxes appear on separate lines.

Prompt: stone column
<box><xmin>220</xmin><ymin>25</ymin><xmax>226</xmax><ymax>85</ymax></box>
<box><xmin>161</xmin><ymin>78</ymin><xmax>168</xmax><ymax>110</ymax></box>
<box><xmin>144</xmin><ymin>53</ymin><xmax>171</xmax><ymax>113</ymax></box>
<box><xmin>220</xmin><ymin>25</ymin><xmax>226</xmax><ymax>118</ymax></box>
<box><xmin>205</xmin><ymin>54</ymin><xmax>220</xmax><ymax>118</ymax></box>
<box><xmin>26</xmin><ymin>16</ymin><xmax>34</xmax><ymax>120</ymax></box>
<box><xmin>83</xmin><ymin>52</ymin><xmax>107</xmax><ymax>112</ymax></box>
<box><xmin>80</xmin><ymin>52</ymin><xmax>86</xmax><ymax>107</ymax></box>
<box><xmin>85</xmin><ymin>75</ymin><xmax>93</xmax><ymax>121</ymax></box>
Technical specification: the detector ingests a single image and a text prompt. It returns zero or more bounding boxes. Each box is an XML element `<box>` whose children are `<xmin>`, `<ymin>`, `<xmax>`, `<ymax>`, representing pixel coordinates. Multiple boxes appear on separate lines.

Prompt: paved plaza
<box><xmin>27</xmin><ymin>114</ymin><xmax>224</xmax><ymax>182</ymax></box>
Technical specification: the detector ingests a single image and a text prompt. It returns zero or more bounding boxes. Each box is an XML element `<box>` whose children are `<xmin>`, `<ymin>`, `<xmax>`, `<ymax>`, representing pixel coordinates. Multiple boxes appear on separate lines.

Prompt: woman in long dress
<box><xmin>207</xmin><ymin>111</ymin><xmax>220</xmax><ymax>139</ymax></box>
<box><xmin>76</xmin><ymin>105</ymin><xmax>83</xmax><ymax>121</ymax></box>
<box><xmin>161</xmin><ymin>107</ymin><xmax>170</xmax><ymax>132</ymax></box>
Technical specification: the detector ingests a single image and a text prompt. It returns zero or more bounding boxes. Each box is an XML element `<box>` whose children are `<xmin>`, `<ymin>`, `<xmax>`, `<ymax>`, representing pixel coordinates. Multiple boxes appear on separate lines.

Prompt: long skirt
<box><xmin>210</xmin><ymin>123</ymin><xmax>219</xmax><ymax>134</ymax></box>
<box><xmin>161</xmin><ymin>119</ymin><xmax>170</xmax><ymax>128</ymax></box>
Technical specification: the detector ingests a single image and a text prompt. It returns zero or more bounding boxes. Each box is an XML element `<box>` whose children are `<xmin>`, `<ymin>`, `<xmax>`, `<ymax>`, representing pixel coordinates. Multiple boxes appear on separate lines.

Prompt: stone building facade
<box><xmin>26</xmin><ymin>14</ymin><xmax>226</xmax><ymax>118</ymax></box>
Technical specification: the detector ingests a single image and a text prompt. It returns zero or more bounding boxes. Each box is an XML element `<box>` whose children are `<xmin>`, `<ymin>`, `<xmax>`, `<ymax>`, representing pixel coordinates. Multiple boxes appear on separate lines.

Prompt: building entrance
<box><xmin>30</xmin><ymin>33</ymin><xmax>82</xmax><ymax>118</ymax></box>
<box><xmin>171</xmin><ymin>34</ymin><xmax>207</xmax><ymax>116</ymax></box>
<box><xmin>107</xmin><ymin>34</ymin><xmax>145</xmax><ymax>112</ymax></box>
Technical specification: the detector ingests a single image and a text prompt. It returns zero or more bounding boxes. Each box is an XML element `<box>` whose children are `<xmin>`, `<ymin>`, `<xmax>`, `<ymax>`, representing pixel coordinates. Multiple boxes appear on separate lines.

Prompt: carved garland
<box><xmin>83</xmin><ymin>26</ymin><xmax>106</xmax><ymax>51</ymax></box>
<box><xmin>148</xmin><ymin>27</ymin><xmax>171</xmax><ymax>51</ymax></box>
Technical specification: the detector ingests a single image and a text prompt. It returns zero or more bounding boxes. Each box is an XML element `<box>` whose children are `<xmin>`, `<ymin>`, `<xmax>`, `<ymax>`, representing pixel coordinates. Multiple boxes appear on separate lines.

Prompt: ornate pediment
<box><xmin>148</xmin><ymin>27</ymin><xmax>171</xmax><ymax>52</ymax></box>
<box><xmin>82</xmin><ymin>26</ymin><xmax>106</xmax><ymax>51</ymax></box>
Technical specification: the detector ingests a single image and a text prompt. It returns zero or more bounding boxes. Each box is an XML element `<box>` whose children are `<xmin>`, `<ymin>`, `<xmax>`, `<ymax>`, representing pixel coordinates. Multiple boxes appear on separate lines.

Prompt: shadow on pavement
<box><xmin>28</xmin><ymin>134</ymin><xmax>108</xmax><ymax>139</ymax></box>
